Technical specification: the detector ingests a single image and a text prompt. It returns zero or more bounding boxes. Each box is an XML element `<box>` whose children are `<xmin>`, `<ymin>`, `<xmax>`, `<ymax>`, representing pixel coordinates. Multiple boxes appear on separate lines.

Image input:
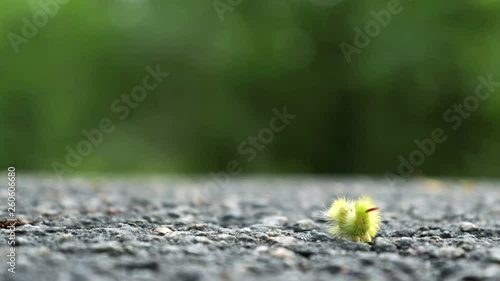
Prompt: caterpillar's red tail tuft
<box><xmin>365</xmin><ymin>207</ymin><xmax>379</xmax><ymax>213</ymax></box>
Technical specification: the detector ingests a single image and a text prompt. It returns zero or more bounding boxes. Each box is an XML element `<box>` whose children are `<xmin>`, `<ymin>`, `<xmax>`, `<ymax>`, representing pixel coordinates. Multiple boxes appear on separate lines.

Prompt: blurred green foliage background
<box><xmin>1</xmin><ymin>0</ymin><xmax>500</xmax><ymax>178</ymax></box>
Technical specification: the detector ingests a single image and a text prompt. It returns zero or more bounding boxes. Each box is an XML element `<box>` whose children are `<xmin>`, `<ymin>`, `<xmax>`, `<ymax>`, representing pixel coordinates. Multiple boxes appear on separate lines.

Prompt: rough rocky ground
<box><xmin>0</xmin><ymin>175</ymin><xmax>499</xmax><ymax>281</ymax></box>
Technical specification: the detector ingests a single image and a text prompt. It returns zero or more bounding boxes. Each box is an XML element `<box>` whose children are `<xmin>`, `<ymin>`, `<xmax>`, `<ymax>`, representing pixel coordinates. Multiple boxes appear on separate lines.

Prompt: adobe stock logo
<box><xmin>200</xmin><ymin>106</ymin><xmax>297</xmax><ymax>200</ymax></box>
<box><xmin>51</xmin><ymin>65</ymin><xmax>170</xmax><ymax>180</ymax></box>
<box><xmin>385</xmin><ymin>74</ymin><xmax>500</xmax><ymax>187</ymax></box>
<box><xmin>213</xmin><ymin>0</ymin><xmax>244</xmax><ymax>22</ymax></box>
<box><xmin>340</xmin><ymin>0</ymin><xmax>408</xmax><ymax>64</ymax></box>
<box><xmin>8</xmin><ymin>0</ymin><xmax>70</xmax><ymax>54</ymax></box>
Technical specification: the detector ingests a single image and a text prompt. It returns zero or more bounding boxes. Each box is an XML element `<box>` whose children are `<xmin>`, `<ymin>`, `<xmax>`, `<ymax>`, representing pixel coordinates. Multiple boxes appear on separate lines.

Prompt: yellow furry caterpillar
<box><xmin>327</xmin><ymin>196</ymin><xmax>380</xmax><ymax>242</ymax></box>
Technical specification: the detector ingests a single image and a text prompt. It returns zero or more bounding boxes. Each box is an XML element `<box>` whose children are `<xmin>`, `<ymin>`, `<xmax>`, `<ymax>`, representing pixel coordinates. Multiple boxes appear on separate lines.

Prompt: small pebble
<box><xmin>437</xmin><ymin>246</ymin><xmax>466</xmax><ymax>258</ymax></box>
<box><xmin>373</xmin><ymin>237</ymin><xmax>397</xmax><ymax>252</ymax></box>
<box><xmin>270</xmin><ymin>247</ymin><xmax>295</xmax><ymax>259</ymax></box>
<box><xmin>261</xmin><ymin>216</ymin><xmax>289</xmax><ymax>227</ymax></box>
<box><xmin>153</xmin><ymin>226</ymin><xmax>173</xmax><ymax>235</ymax></box>
<box><xmin>459</xmin><ymin>222</ymin><xmax>478</xmax><ymax>232</ymax></box>
<box><xmin>292</xmin><ymin>219</ymin><xmax>316</xmax><ymax>231</ymax></box>
<box><xmin>189</xmin><ymin>224</ymin><xmax>208</xmax><ymax>231</ymax></box>
<box><xmin>268</xmin><ymin>236</ymin><xmax>298</xmax><ymax>246</ymax></box>
<box><xmin>397</xmin><ymin>237</ymin><xmax>414</xmax><ymax>248</ymax></box>
<box><xmin>90</xmin><ymin>241</ymin><xmax>122</xmax><ymax>254</ymax></box>
<box><xmin>489</xmin><ymin>249</ymin><xmax>500</xmax><ymax>263</ymax></box>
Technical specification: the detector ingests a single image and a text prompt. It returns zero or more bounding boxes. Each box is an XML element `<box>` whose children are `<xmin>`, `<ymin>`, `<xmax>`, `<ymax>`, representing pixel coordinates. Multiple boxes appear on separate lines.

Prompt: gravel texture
<box><xmin>1</xmin><ymin>175</ymin><xmax>499</xmax><ymax>281</ymax></box>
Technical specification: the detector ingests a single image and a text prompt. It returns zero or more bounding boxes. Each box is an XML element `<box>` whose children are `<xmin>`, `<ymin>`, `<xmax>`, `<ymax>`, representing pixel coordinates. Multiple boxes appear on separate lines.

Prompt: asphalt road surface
<box><xmin>0</xmin><ymin>175</ymin><xmax>499</xmax><ymax>281</ymax></box>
